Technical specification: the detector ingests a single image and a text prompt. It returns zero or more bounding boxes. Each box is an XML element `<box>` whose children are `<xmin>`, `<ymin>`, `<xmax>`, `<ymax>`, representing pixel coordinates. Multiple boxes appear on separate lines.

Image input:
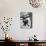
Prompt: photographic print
<box><xmin>20</xmin><ymin>12</ymin><xmax>32</xmax><ymax>29</ymax></box>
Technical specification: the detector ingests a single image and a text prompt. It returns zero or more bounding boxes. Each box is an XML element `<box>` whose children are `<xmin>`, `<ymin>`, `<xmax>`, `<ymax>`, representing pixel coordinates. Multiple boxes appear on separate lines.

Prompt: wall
<box><xmin>0</xmin><ymin>0</ymin><xmax>46</xmax><ymax>40</ymax></box>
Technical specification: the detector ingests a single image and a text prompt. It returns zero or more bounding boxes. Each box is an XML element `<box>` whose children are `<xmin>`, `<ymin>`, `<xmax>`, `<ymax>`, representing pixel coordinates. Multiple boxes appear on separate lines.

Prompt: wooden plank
<box><xmin>24</xmin><ymin>43</ymin><xmax>28</xmax><ymax>46</ymax></box>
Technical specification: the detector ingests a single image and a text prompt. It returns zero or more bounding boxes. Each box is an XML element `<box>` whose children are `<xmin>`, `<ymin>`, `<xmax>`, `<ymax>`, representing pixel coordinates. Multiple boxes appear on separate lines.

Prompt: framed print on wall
<box><xmin>20</xmin><ymin>12</ymin><xmax>32</xmax><ymax>29</ymax></box>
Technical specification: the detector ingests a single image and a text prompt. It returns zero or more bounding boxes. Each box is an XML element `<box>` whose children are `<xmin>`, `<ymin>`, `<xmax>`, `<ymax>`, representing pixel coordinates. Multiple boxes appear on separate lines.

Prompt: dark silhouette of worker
<box><xmin>23</xmin><ymin>16</ymin><xmax>29</xmax><ymax>26</ymax></box>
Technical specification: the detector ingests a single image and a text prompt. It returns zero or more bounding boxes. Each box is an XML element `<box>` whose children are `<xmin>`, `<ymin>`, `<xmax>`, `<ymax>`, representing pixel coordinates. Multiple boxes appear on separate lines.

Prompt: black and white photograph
<box><xmin>20</xmin><ymin>12</ymin><xmax>32</xmax><ymax>29</ymax></box>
